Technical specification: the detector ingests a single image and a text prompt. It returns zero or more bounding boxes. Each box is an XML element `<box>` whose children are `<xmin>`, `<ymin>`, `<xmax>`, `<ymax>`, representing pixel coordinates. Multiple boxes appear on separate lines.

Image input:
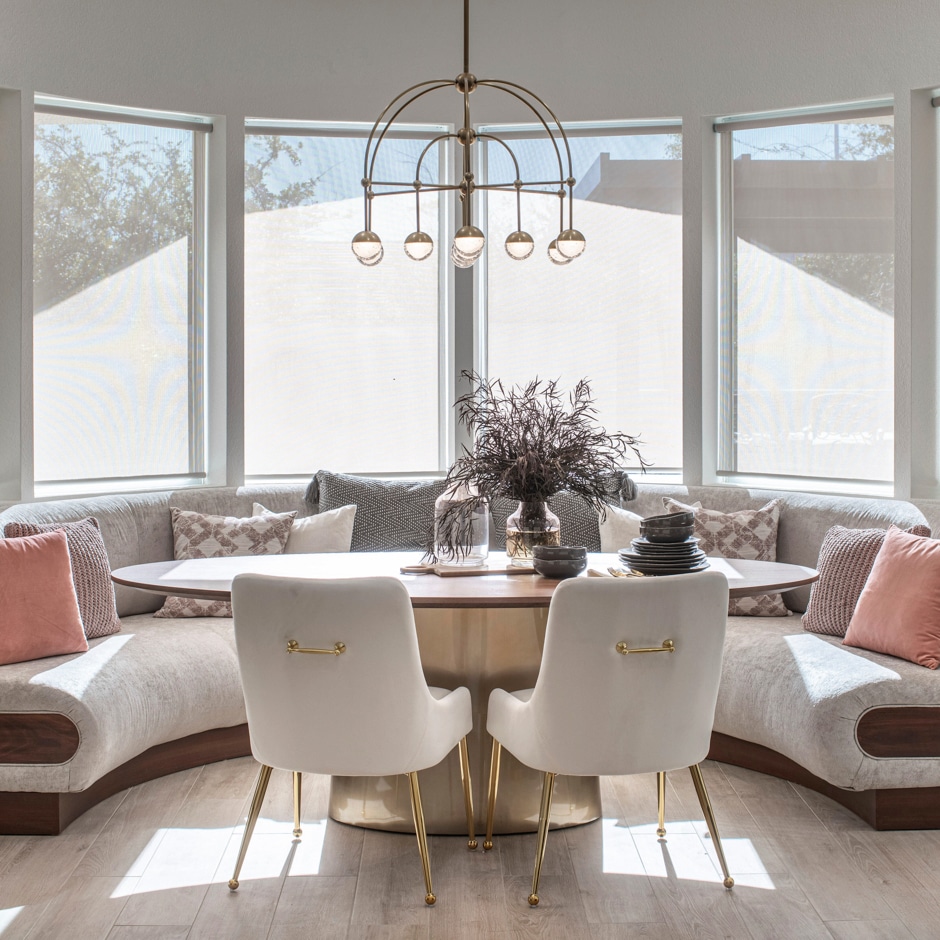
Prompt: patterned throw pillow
<box><xmin>803</xmin><ymin>524</ymin><xmax>932</xmax><ymax>637</ymax></box>
<box><xmin>309</xmin><ymin>471</ymin><xmax>448</xmax><ymax>552</ymax></box>
<box><xmin>4</xmin><ymin>516</ymin><xmax>121</xmax><ymax>638</ymax></box>
<box><xmin>154</xmin><ymin>508</ymin><xmax>295</xmax><ymax>618</ymax></box>
<box><xmin>664</xmin><ymin>497</ymin><xmax>788</xmax><ymax>616</ymax></box>
<box><xmin>252</xmin><ymin>502</ymin><xmax>356</xmax><ymax>553</ymax></box>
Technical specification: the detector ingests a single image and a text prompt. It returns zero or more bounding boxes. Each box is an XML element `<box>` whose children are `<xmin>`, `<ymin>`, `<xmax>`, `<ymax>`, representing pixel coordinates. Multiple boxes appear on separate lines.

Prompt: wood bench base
<box><xmin>3</xmin><ymin>726</ymin><xmax>938</xmax><ymax>834</ymax></box>
<box><xmin>0</xmin><ymin>723</ymin><xmax>251</xmax><ymax>835</ymax></box>
<box><xmin>709</xmin><ymin>731</ymin><xmax>940</xmax><ymax>830</ymax></box>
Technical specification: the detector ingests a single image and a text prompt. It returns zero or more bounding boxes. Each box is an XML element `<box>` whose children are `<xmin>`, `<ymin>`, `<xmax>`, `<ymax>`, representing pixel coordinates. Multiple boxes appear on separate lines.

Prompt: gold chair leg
<box><xmin>688</xmin><ymin>763</ymin><xmax>734</xmax><ymax>889</ymax></box>
<box><xmin>228</xmin><ymin>763</ymin><xmax>273</xmax><ymax>890</ymax></box>
<box><xmin>407</xmin><ymin>771</ymin><xmax>436</xmax><ymax>905</ymax></box>
<box><xmin>483</xmin><ymin>738</ymin><xmax>502</xmax><ymax>851</ymax></box>
<box><xmin>528</xmin><ymin>771</ymin><xmax>556</xmax><ymax>907</ymax></box>
<box><xmin>292</xmin><ymin>771</ymin><xmax>302</xmax><ymax>838</ymax></box>
<box><xmin>458</xmin><ymin>736</ymin><xmax>478</xmax><ymax>849</ymax></box>
<box><xmin>657</xmin><ymin>771</ymin><xmax>667</xmax><ymax>838</ymax></box>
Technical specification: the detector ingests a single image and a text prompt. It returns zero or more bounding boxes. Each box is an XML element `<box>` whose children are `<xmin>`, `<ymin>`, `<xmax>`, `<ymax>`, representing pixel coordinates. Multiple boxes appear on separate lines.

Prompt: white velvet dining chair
<box><xmin>482</xmin><ymin>570</ymin><xmax>734</xmax><ymax>906</ymax></box>
<box><xmin>228</xmin><ymin>573</ymin><xmax>476</xmax><ymax>905</ymax></box>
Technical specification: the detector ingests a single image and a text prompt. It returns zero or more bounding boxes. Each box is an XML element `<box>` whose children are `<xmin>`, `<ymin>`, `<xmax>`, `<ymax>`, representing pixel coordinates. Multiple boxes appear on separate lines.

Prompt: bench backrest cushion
<box><xmin>0</xmin><ymin>485</ymin><xmax>311</xmax><ymax>617</ymax></box>
<box><xmin>631</xmin><ymin>484</ymin><xmax>928</xmax><ymax>613</ymax></box>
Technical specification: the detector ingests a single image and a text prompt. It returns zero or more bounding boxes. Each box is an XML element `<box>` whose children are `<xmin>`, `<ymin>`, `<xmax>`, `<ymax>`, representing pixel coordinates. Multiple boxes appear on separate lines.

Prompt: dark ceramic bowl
<box><xmin>532</xmin><ymin>544</ymin><xmax>587</xmax><ymax>561</ymax></box>
<box><xmin>641</xmin><ymin>525</ymin><xmax>695</xmax><ymax>543</ymax></box>
<box><xmin>642</xmin><ymin>511</ymin><xmax>694</xmax><ymax>527</ymax></box>
<box><xmin>533</xmin><ymin>555</ymin><xmax>588</xmax><ymax>579</ymax></box>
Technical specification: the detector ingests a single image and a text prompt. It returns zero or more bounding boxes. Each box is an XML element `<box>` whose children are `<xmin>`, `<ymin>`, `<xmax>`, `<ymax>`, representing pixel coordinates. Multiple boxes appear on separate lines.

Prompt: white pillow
<box><xmin>598</xmin><ymin>504</ymin><xmax>644</xmax><ymax>552</ymax></box>
<box><xmin>253</xmin><ymin>502</ymin><xmax>356</xmax><ymax>554</ymax></box>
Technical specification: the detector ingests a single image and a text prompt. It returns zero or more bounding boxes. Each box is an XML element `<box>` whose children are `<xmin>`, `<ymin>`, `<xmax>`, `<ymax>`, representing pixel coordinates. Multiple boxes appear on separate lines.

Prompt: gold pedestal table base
<box><xmin>328</xmin><ymin>607</ymin><xmax>601</xmax><ymax>834</ymax></box>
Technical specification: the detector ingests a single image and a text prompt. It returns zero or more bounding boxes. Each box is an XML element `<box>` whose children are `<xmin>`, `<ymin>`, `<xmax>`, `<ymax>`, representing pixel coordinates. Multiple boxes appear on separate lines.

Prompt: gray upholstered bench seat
<box><xmin>633</xmin><ymin>484</ymin><xmax>940</xmax><ymax>828</ymax></box>
<box><xmin>0</xmin><ymin>615</ymin><xmax>245</xmax><ymax>795</ymax></box>
<box><xmin>715</xmin><ymin>616</ymin><xmax>940</xmax><ymax>793</ymax></box>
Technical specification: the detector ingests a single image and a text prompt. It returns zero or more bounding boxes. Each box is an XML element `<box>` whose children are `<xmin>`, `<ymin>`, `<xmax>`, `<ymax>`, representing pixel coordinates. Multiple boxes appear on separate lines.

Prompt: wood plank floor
<box><xmin>2</xmin><ymin>758</ymin><xmax>940</xmax><ymax>939</ymax></box>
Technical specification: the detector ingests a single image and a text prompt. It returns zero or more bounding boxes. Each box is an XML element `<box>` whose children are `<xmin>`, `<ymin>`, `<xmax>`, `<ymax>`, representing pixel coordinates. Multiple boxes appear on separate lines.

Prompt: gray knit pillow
<box><xmin>803</xmin><ymin>524</ymin><xmax>932</xmax><ymax>637</ymax></box>
<box><xmin>3</xmin><ymin>517</ymin><xmax>121</xmax><ymax>639</ymax></box>
<box><xmin>311</xmin><ymin>471</ymin><xmax>447</xmax><ymax>552</ymax></box>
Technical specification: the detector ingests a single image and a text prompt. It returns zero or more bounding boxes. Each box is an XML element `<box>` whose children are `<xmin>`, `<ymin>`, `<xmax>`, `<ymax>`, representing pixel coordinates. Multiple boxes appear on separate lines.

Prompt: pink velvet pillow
<box><xmin>0</xmin><ymin>529</ymin><xmax>88</xmax><ymax>666</ymax></box>
<box><xmin>844</xmin><ymin>526</ymin><xmax>940</xmax><ymax>669</ymax></box>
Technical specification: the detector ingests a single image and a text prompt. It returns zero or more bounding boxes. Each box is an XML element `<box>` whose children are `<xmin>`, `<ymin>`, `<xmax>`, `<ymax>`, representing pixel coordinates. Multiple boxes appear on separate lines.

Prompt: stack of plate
<box><xmin>618</xmin><ymin>537</ymin><xmax>709</xmax><ymax>576</ymax></box>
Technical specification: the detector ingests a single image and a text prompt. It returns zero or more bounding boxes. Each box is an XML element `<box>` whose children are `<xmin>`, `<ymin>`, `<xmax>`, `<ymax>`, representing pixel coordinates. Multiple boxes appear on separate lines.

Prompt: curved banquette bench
<box><xmin>633</xmin><ymin>485</ymin><xmax>940</xmax><ymax>830</ymax></box>
<box><xmin>3</xmin><ymin>478</ymin><xmax>940</xmax><ymax>833</ymax></box>
<box><xmin>0</xmin><ymin>484</ymin><xmax>310</xmax><ymax>834</ymax></box>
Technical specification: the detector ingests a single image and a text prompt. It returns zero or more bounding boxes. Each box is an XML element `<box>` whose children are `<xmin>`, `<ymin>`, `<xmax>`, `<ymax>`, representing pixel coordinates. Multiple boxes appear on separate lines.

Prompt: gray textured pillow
<box><xmin>311</xmin><ymin>471</ymin><xmax>448</xmax><ymax>552</ymax></box>
<box><xmin>803</xmin><ymin>524</ymin><xmax>932</xmax><ymax>636</ymax></box>
<box><xmin>3</xmin><ymin>516</ymin><xmax>121</xmax><ymax>639</ymax></box>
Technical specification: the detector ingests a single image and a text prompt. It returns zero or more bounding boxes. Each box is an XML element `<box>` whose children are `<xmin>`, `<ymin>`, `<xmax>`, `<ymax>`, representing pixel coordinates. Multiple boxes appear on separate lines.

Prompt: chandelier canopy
<box><xmin>351</xmin><ymin>0</ymin><xmax>585</xmax><ymax>268</ymax></box>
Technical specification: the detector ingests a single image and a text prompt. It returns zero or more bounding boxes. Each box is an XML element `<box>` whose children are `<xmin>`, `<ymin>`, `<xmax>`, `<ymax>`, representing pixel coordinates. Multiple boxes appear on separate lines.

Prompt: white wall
<box><xmin>2</xmin><ymin>0</ymin><xmax>939</xmax><ymax>497</ymax></box>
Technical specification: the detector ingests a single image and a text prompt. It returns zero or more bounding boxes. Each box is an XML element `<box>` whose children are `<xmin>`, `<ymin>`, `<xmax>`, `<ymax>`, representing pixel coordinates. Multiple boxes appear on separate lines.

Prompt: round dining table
<box><xmin>113</xmin><ymin>552</ymin><xmax>818</xmax><ymax>835</ymax></box>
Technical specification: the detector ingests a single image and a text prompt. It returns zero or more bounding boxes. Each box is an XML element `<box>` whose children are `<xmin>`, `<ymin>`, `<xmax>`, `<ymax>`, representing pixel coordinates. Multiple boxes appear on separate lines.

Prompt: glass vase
<box><xmin>434</xmin><ymin>483</ymin><xmax>489</xmax><ymax>567</ymax></box>
<box><xmin>505</xmin><ymin>500</ymin><xmax>561</xmax><ymax>567</ymax></box>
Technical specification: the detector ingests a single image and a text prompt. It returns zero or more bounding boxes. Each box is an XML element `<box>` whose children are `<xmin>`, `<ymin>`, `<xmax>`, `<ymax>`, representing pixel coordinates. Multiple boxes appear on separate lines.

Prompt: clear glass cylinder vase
<box><xmin>505</xmin><ymin>500</ymin><xmax>561</xmax><ymax>567</ymax></box>
<box><xmin>434</xmin><ymin>483</ymin><xmax>489</xmax><ymax>567</ymax></box>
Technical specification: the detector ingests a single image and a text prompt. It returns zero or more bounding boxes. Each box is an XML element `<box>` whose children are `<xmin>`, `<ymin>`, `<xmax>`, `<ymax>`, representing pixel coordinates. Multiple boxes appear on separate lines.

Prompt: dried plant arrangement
<box><xmin>430</xmin><ymin>372</ymin><xmax>649</xmax><ymax>561</ymax></box>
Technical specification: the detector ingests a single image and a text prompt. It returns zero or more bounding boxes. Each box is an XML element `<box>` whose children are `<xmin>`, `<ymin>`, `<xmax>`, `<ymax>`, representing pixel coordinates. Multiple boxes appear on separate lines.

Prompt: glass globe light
<box><xmin>547</xmin><ymin>238</ymin><xmax>572</xmax><ymax>266</ymax></box>
<box><xmin>404</xmin><ymin>231</ymin><xmax>434</xmax><ymax>261</ymax></box>
<box><xmin>504</xmin><ymin>231</ymin><xmax>534</xmax><ymax>261</ymax></box>
<box><xmin>450</xmin><ymin>243</ymin><xmax>476</xmax><ymax>268</ymax></box>
<box><xmin>556</xmin><ymin>228</ymin><xmax>586</xmax><ymax>259</ymax></box>
<box><xmin>357</xmin><ymin>245</ymin><xmax>384</xmax><ymax>267</ymax></box>
<box><xmin>453</xmin><ymin>225</ymin><xmax>485</xmax><ymax>257</ymax></box>
<box><xmin>351</xmin><ymin>230</ymin><xmax>383</xmax><ymax>262</ymax></box>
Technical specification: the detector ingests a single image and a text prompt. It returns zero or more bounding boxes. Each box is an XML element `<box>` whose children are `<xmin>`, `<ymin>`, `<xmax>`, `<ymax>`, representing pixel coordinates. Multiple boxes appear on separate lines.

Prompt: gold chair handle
<box><xmin>616</xmin><ymin>639</ymin><xmax>675</xmax><ymax>655</ymax></box>
<box><xmin>287</xmin><ymin>640</ymin><xmax>346</xmax><ymax>656</ymax></box>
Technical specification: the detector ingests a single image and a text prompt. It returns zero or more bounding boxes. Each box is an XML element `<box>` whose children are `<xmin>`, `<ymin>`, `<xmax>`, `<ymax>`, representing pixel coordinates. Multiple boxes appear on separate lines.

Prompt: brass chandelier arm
<box><xmin>475</xmin><ymin>81</ymin><xmax>569</xmax><ymax>179</ymax></box>
<box><xmin>474</xmin><ymin>181</ymin><xmax>568</xmax><ymax>190</ymax></box>
<box><xmin>478</xmin><ymin>78</ymin><xmax>577</xmax><ymax>229</ymax></box>
<box><xmin>371</xmin><ymin>186</ymin><xmax>460</xmax><ymax>196</ymax></box>
<box><xmin>363</xmin><ymin>80</ymin><xmax>454</xmax><ymax>179</ymax></box>
<box><xmin>371</xmin><ymin>181</ymin><xmax>455</xmax><ymax>190</ymax></box>
<box><xmin>476</xmin><ymin>133</ymin><xmax>524</xmax><ymax>229</ymax></box>
<box><xmin>416</xmin><ymin>133</ymin><xmax>456</xmax><ymax>180</ymax></box>
<box><xmin>363</xmin><ymin>82</ymin><xmax>453</xmax><ymax>230</ymax></box>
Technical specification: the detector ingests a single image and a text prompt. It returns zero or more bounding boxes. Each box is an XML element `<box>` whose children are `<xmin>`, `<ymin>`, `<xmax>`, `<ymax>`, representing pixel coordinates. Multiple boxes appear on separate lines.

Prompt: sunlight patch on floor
<box><xmin>110</xmin><ymin>827</ymin><xmax>231</xmax><ymax>897</ymax></box>
<box><xmin>0</xmin><ymin>908</ymin><xmax>23</xmax><ymax>935</ymax></box>
<box><xmin>602</xmin><ymin>817</ymin><xmax>775</xmax><ymax>888</ymax></box>
<box><xmin>108</xmin><ymin>818</ymin><xmax>329</xmax><ymax>898</ymax></box>
<box><xmin>218</xmin><ymin>819</ymin><xmax>328</xmax><ymax>881</ymax></box>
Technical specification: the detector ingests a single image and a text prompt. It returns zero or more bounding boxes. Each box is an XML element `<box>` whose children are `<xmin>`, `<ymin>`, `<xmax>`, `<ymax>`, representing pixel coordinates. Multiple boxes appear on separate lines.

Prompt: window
<box><xmin>32</xmin><ymin>98</ymin><xmax>209</xmax><ymax>490</ymax></box>
<box><xmin>243</xmin><ymin>123</ymin><xmax>450</xmax><ymax>477</ymax></box>
<box><xmin>480</xmin><ymin>124</ymin><xmax>683</xmax><ymax>473</ymax></box>
<box><xmin>716</xmin><ymin>103</ymin><xmax>894</xmax><ymax>487</ymax></box>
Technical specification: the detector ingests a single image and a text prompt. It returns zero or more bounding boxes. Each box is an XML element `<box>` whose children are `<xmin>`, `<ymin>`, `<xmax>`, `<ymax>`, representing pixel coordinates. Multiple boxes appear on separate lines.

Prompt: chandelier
<box><xmin>351</xmin><ymin>0</ymin><xmax>585</xmax><ymax>269</ymax></box>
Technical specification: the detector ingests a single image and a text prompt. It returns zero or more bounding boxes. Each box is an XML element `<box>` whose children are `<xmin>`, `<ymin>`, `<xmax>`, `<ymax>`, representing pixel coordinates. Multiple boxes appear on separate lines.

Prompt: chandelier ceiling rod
<box><xmin>351</xmin><ymin>0</ymin><xmax>586</xmax><ymax>268</ymax></box>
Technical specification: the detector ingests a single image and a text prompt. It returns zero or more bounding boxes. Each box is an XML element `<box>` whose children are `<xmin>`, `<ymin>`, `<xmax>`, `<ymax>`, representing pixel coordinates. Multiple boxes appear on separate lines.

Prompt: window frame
<box><xmin>241</xmin><ymin>119</ymin><xmax>455</xmax><ymax>482</ymax></box>
<box><xmin>31</xmin><ymin>95</ymin><xmax>212</xmax><ymax>497</ymax></box>
<box><xmin>712</xmin><ymin>99</ymin><xmax>896</xmax><ymax>497</ymax></box>
<box><xmin>473</xmin><ymin>118</ymin><xmax>685</xmax><ymax>480</ymax></box>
